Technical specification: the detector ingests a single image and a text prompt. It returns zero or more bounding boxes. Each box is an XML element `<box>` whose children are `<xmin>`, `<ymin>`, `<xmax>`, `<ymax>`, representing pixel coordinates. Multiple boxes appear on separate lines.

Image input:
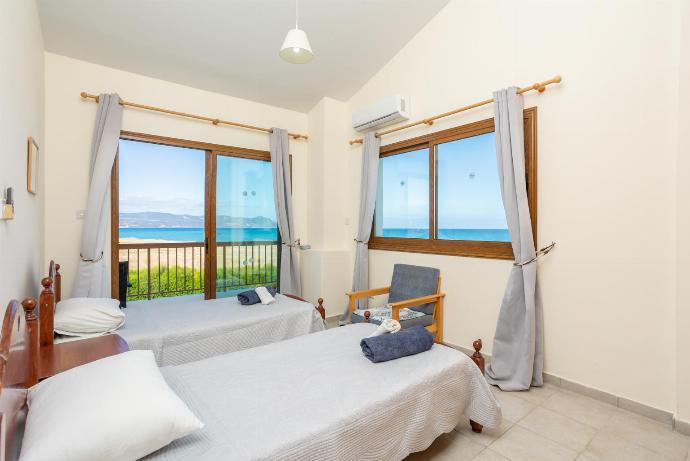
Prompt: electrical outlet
<box><xmin>76</xmin><ymin>210</ymin><xmax>86</xmax><ymax>219</ymax></box>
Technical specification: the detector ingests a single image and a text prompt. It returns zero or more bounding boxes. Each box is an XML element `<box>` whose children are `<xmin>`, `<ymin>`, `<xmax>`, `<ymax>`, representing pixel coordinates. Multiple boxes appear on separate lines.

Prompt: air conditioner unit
<box><xmin>352</xmin><ymin>95</ymin><xmax>410</xmax><ymax>132</ymax></box>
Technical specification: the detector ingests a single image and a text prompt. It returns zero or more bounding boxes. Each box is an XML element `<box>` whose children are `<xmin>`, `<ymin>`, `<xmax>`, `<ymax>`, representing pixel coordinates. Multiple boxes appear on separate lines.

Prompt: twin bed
<box><xmin>42</xmin><ymin>261</ymin><xmax>326</xmax><ymax>365</ymax></box>
<box><xmin>147</xmin><ymin>323</ymin><xmax>499</xmax><ymax>460</ymax></box>
<box><xmin>0</xmin><ymin>262</ymin><xmax>502</xmax><ymax>460</ymax></box>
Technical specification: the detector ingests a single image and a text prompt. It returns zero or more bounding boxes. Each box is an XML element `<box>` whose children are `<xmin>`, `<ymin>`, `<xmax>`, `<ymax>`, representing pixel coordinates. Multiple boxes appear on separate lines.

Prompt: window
<box><xmin>369</xmin><ymin>108</ymin><xmax>536</xmax><ymax>259</ymax></box>
<box><xmin>111</xmin><ymin>132</ymin><xmax>280</xmax><ymax>301</ymax></box>
<box><xmin>436</xmin><ymin>132</ymin><xmax>509</xmax><ymax>242</ymax></box>
<box><xmin>374</xmin><ymin>148</ymin><xmax>429</xmax><ymax>239</ymax></box>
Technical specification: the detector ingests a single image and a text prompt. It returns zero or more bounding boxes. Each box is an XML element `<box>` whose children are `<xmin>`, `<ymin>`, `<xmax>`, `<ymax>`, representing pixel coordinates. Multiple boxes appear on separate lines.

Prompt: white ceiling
<box><xmin>37</xmin><ymin>0</ymin><xmax>450</xmax><ymax>112</ymax></box>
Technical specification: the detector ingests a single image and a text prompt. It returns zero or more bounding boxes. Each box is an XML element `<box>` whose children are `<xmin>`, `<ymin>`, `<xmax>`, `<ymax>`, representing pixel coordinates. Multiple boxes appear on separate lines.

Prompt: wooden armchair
<box><xmin>347</xmin><ymin>264</ymin><xmax>445</xmax><ymax>342</ymax></box>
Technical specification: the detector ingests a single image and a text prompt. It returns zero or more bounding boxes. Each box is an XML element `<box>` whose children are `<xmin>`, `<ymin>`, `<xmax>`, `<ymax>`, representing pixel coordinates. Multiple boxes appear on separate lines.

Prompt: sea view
<box><xmin>119</xmin><ymin>227</ymin><xmax>279</xmax><ymax>242</ymax></box>
<box><xmin>383</xmin><ymin>228</ymin><xmax>510</xmax><ymax>241</ymax></box>
<box><xmin>119</xmin><ymin>227</ymin><xmax>510</xmax><ymax>242</ymax></box>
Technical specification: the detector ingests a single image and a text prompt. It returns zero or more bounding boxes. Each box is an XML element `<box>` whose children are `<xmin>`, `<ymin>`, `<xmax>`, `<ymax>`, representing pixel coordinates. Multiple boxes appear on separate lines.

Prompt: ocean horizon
<box><xmin>119</xmin><ymin>227</ymin><xmax>510</xmax><ymax>242</ymax></box>
<box><xmin>119</xmin><ymin>227</ymin><xmax>279</xmax><ymax>242</ymax></box>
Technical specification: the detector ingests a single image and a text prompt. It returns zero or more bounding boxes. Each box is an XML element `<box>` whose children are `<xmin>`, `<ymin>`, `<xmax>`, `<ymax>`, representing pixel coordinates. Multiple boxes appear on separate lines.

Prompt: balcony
<box><xmin>119</xmin><ymin>240</ymin><xmax>279</xmax><ymax>301</ymax></box>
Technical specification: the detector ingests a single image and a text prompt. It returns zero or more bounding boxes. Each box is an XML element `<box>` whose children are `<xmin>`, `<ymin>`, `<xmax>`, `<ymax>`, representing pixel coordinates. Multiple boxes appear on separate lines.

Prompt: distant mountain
<box><xmin>120</xmin><ymin>212</ymin><xmax>276</xmax><ymax>228</ymax></box>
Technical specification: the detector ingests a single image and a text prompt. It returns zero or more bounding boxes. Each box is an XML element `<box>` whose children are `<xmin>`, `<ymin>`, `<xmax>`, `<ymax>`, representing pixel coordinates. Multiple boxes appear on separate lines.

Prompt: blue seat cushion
<box><xmin>351</xmin><ymin>311</ymin><xmax>433</xmax><ymax>329</ymax></box>
<box><xmin>388</xmin><ymin>264</ymin><xmax>440</xmax><ymax>315</ymax></box>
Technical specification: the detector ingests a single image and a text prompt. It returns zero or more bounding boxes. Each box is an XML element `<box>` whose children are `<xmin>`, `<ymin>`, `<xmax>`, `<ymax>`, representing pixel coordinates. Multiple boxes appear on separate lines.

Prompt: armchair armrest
<box><xmin>390</xmin><ymin>293</ymin><xmax>445</xmax><ymax>321</ymax></box>
<box><xmin>346</xmin><ymin>286</ymin><xmax>391</xmax><ymax>299</ymax></box>
<box><xmin>346</xmin><ymin>286</ymin><xmax>391</xmax><ymax>314</ymax></box>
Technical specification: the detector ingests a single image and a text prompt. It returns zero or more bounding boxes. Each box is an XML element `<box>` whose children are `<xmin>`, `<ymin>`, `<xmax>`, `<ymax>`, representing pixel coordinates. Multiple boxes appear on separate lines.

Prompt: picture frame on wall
<box><xmin>27</xmin><ymin>137</ymin><xmax>39</xmax><ymax>194</ymax></box>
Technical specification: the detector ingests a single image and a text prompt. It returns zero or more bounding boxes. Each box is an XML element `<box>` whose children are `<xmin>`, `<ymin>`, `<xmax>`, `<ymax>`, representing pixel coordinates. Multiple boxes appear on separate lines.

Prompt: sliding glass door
<box><xmin>113</xmin><ymin>134</ymin><xmax>278</xmax><ymax>303</ymax></box>
<box><xmin>211</xmin><ymin>153</ymin><xmax>279</xmax><ymax>298</ymax></box>
<box><xmin>115</xmin><ymin>139</ymin><xmax>207</xmax><ymax>301</ymax></box>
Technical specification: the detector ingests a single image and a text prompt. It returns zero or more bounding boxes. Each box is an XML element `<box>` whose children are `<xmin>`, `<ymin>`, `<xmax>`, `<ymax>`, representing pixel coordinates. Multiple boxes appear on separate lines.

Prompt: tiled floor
<box><xmin>406</xmin><ymin>384</ymin><xmax>690</xmax><ymax>461</ymax></box>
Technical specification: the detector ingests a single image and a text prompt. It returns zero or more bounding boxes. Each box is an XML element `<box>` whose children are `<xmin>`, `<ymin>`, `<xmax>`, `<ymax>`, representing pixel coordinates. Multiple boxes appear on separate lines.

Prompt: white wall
<box><xmin>676</xmin><ymin>0</ymin><xmax>690</xmax><ymax>424</ymax></box>
<box><xmin>302</xmin><ymin>97</ymin><xmax>352</xmax><ymax>317</ymax></box>
<box><xmin>0</xmin><ymin>0</ymin><xmax>45</xmax><ymax>302</ymax></box>
<box><xmin>44</xmin><ymin>53</ymin><xmax>309</xmax><ymax>300</ymax></box>
<box><xmin>337</xmin><ymin>0</ymin><xmax>681</xmax><ymax>412</ymax></box>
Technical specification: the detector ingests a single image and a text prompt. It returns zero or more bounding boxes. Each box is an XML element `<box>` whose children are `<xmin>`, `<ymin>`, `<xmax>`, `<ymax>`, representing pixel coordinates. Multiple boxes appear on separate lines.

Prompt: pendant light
<box><xmin>279</xmin><ymin>0</ymin><xmax>313</xmax><ymax>64</ymax></box>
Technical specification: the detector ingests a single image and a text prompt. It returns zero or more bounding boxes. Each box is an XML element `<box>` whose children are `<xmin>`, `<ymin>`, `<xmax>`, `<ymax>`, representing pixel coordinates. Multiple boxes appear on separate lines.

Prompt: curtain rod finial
<box><xmin>80</xmin><ymin>92</ymin><xmax>88</xmax><ymax>98</ymax></box>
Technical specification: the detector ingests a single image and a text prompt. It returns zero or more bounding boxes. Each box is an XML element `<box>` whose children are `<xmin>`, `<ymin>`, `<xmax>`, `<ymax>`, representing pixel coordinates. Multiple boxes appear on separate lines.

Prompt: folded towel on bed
<box><xmin>360</xmin><ymin>326</ymin><xmax>434</xmax><ymax>363</ymax></box>
<box><xmin>238</xmin><ymin>287</ymin><xmax>277</xmax><ymax>305</ymax></box>
<box><xmin>255</xmin><ymin>286</ymin><xmax>276</xmax><ymax>305</ymax></box>
<box><xmin>366</xmin><ymin>319</ymin><xmax>401</xmax><ymax>337</ymax></box>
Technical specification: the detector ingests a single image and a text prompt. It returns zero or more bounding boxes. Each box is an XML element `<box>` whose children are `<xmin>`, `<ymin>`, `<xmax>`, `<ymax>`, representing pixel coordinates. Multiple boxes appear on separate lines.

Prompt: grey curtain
<box><xmin>485</xmin><ymin>87</ymin><xmax>544</xmax><ymax>390</ymax></box>
<box><xmin>73</xmin><ymin>94</ymin><xmax>123</xmax><ymax>298</ymax></box>
<box><xmin>341</xmin><ymin>132</ymin><xmax>380</xmax><ymax>323</ymax></box>
<box><xmin>270</xmin><ymin>128</ymin><xmax>301</xmax><ymax>296</ymax></box>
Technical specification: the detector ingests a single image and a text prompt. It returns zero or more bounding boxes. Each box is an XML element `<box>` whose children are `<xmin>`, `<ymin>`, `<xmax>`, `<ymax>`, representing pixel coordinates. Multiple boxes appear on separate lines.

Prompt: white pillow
<box><xmin>54</xmin><ymin>297</ymin><xmax>125</xmax><ymax>336</ymax></box>
<box><xmin>20</xmin><ymin>350</ymin><xmax>203</xmax><ymax>461</ymax></box>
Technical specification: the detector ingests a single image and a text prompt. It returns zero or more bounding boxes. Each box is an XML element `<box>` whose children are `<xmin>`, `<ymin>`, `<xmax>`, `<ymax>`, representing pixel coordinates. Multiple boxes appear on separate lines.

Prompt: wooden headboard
<box><xmin>0</xmin><ymin>298</ymin><xmax>40</xmax><ymax>461</ymax></box>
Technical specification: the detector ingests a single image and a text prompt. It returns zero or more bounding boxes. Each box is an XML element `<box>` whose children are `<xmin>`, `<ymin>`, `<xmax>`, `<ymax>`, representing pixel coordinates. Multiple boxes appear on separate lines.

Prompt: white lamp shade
<box><xmin>279</xmin><ymin>28</ymin><xmax>314</xmax><ymax>64</ymax></box>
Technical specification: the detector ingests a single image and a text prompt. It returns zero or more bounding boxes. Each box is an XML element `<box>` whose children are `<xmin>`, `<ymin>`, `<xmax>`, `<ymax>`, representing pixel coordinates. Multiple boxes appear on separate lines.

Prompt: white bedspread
<box><xmin>145</xmin><ymin>323</ymin><xmax>501</xmax><ymax>461</ymax></box>
<box><xmin>99</xmin><ymin>294</ymin><xmax>324</xmax><ymax>366</ymax></box>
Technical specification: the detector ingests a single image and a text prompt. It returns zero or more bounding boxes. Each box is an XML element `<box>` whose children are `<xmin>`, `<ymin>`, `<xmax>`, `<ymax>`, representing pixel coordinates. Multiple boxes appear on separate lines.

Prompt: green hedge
<box><xmin>127</xmin><ymin>265</ymin><xmax>278</xmax><ymax>301</ymax></box>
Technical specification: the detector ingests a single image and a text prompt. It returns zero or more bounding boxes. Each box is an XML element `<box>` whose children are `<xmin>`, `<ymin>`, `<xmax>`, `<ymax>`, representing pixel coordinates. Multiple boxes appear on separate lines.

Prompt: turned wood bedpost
<box><xmin>469</xmin><ymin>338</ymin><xmax>485</xmax><ymax>433</ymax></box>
<box><xmin>22</xmin><ymin>298</ymin><xmax>40</xmax><ymax>387</ymax></box>
<box><xmin>54</xmin><ymin>263</ymin><xmax>62</xmax><ymax>303</ymax></box>
<box><xmin>282</xmin><ymin>294</ymin><xmax>327</xmax><ymax>321</ymax></box>
<box><xmin>316</xmin><ymin>298</ymin><xmax>325</xmax><ymax>320</ymax></box>
<box><xmin>471</xmin><ymin>339</ymin><xmax>485</xmax><ymax>374</ymax></box>
<box><xmin>39</xmin><ymin>277</ymin><xmax>55</xmax><ymax>347</ymax></box>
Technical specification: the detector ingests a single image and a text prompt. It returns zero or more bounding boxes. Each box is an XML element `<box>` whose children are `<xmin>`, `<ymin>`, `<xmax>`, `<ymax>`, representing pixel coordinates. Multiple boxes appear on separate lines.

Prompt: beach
<box><xmin>118</xmin><ymin>237</ymin><xmax>279</xmax><ymax>273</ymax></box>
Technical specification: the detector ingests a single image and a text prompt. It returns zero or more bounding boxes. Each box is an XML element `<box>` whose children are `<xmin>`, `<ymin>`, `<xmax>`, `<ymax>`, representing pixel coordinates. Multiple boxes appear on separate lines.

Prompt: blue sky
<box><xmin>377</xmin><ymin>132</ymin><xmax>507</xmax><ymax>230</ymax></box>
<box><xmin>119</xmin><ymin>140</ymin><xmax>275</xmax><ymax>219</ymax></box>
<box><xmin>216</xmin><ymin>155</ymin><xmax>275</xmax><ymax>220</ymax></box>
<box><xmin>120</xmin><ymin>134</ymin><xmax>505</xmax><ymax>229</ymax></box>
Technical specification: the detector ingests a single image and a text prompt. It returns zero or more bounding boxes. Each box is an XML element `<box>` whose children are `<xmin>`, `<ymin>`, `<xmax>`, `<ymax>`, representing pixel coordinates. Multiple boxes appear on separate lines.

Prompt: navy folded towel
<box><xmin>360</xmin><ymin>326</ymin><xmax>434</xmax><ymax>363</ymax></box>
<box><xmin>237</xmin><ymin>287</ymin><xmax>277</xmax><ymax>305</ymax></box>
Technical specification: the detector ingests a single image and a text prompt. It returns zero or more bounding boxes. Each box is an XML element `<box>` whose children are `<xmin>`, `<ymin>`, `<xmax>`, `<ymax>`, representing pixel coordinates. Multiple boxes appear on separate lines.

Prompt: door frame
<box><xmin>110</xmin><ymin>131</ymin><xmax>271</xmax><ymax>300</ymax></box>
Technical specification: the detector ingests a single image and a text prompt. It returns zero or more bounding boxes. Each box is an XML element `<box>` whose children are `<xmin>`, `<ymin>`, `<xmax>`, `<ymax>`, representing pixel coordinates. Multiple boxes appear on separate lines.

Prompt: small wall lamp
<box><xmin>2</xmin><ymin>187</ymin><xmax>14</xmax><ymax>220</ymax></box>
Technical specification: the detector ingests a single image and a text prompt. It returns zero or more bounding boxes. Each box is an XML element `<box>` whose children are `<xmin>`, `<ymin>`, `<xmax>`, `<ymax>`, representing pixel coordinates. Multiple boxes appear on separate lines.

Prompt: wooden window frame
<box><xmin>368</xmin><ymin>107</ymin><xmax>537</xmax><ymax>260</ymax></box>
<box><xmin>110</xmin><ymin>131</ymin><xmax>274</xmax><ymax>299</ymax></box>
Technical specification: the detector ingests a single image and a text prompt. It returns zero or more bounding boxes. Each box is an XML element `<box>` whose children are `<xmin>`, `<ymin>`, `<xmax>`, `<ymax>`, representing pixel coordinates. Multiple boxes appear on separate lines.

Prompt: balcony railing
<box><xmin>119</xmin><ymin>240</ymin><xmax>279</xmax><ymax>301</ymax></box>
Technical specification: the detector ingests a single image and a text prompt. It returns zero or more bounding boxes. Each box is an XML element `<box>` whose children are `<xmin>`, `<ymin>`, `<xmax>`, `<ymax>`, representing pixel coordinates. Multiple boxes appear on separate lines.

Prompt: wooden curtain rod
<box><xmin>349</xmin><ymin>75</ymin><xmax>562</xmax><ymax>145</ymax></box>
<box><xmin>79</xmin><ymin>92</ymin><xmax>309</xmax><ymax>141</ymax></box>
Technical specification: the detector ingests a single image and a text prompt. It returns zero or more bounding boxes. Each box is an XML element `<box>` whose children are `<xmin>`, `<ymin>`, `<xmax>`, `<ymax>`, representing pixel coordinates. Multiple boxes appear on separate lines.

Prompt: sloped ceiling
<box><xmin>38</xmin><ymin>0</ymin><xmax>450</xmax><ymax>111</ymax></box>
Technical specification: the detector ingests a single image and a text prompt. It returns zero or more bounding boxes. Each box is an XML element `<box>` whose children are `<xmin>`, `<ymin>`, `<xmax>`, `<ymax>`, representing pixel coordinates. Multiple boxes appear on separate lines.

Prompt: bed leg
<box><xmin>470</xmin><ymin>420</ymin><xmax>483</xmax><ymax>433</ymax></box>
<box><xmin>469</xmin><ymin>339</ymin><xmax>485</xmax><ymax>433</ymax></box>
<box><xmin>316</xmin><ymin>298</ymin><xmax>325</xmax><ymax>320</ymax></box>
